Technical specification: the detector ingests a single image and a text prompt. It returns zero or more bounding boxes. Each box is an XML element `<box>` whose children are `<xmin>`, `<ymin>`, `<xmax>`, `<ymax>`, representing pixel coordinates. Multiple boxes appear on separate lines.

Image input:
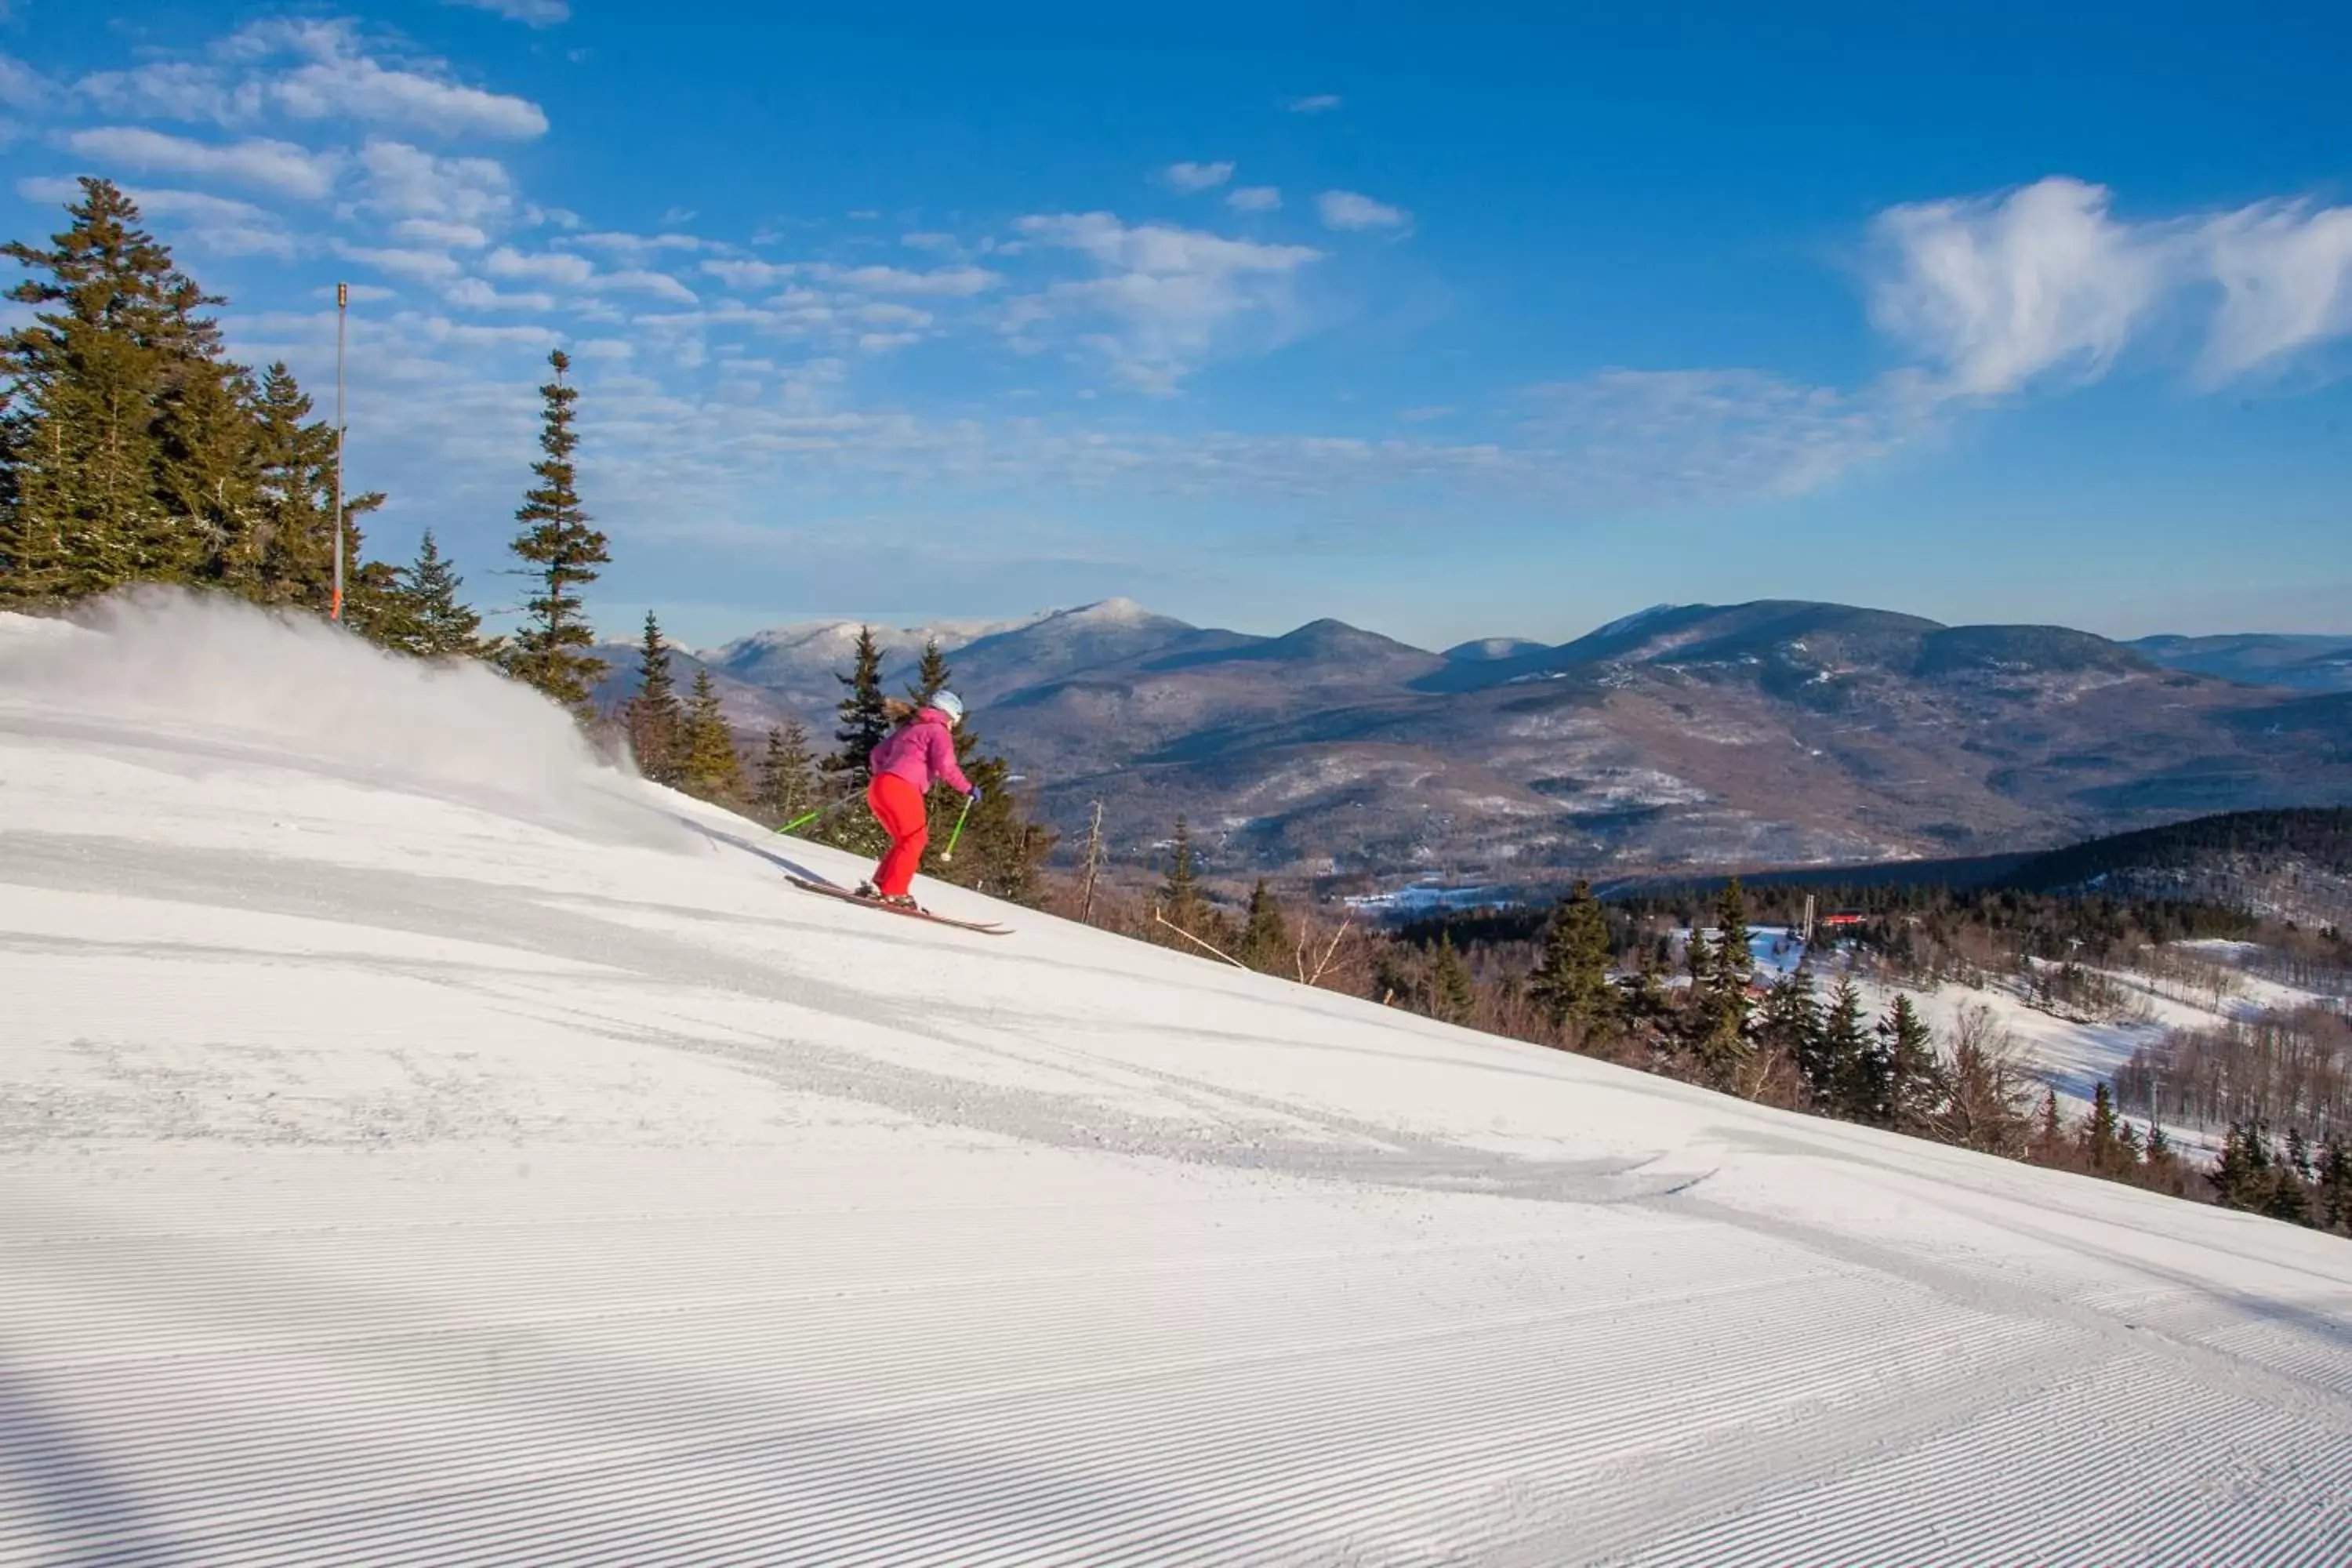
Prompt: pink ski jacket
<box><xmin>869</xmin><ymin>710</ymin><xmax>974</xmax><ymax>797</ymax></box>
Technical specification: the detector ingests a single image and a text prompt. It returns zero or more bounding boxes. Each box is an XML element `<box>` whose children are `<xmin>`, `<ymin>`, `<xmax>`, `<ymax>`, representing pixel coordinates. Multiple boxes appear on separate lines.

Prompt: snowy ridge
<box><xmin>4</xmin><ymin>598</ymin><xmax>2350</xmax><ymax>1564</ymax></box>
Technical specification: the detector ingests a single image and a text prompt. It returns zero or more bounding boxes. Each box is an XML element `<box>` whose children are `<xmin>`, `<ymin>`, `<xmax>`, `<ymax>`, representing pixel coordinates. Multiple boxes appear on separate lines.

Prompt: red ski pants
<box><xmin>866</xmin><ymin>773</ymin><xmax>928</xmax><ymax>896</ymax></box>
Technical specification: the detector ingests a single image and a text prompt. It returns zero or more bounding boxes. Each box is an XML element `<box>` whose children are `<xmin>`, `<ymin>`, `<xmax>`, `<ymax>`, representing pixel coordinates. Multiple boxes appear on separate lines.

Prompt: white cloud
<box><xmin>1317</xmin><ymin>189</ymin><xmax>1410</xmax><ymax>232</ymax></box>
<box><xmin>444</xmin><ymin>278</ymin><xmax>556</xmax><ymax>310</ymax></box>
<box><xmin>810</xmin><ymin>263</ymin><xmax>1002</xmax><ymax>297</ymax></box>
<box><xmin>595</xmin><ymin>269</ymin><xmax>699</xmax><ymax>304</ymax></box>
<box><xmin>902</xmin><ymin>231</ymin><xmax>958</xmax><ymax>252</ymax></box>
<box><xmin>1164</xmin><ymin>161</ymin><xmax>1234</xmax><ymax>194</ymax></box>
<box><xmin>852</xmin><ymin>302</ymin><xmax>934</xmax><ymax>328</ymax></box>
<box><xmin>64</xmin><ymin>126</ymin><xmax>341</xmax><ymax>200</ymax></box>
<box><xmin>1227</xmin><ymin>186</ymin><xmax>1281</xmax><ymax>214</ymax></box>
<box><xmin>702</xmin><ymin>258</ymin><xmax>795</xmax><ymax>292</ymax></box>
<box><xmin>2198</xmin><ymin>201</ymin><xmax>2352</xmax><ymax>383</ymax></box>
<box><xmin>1290</xmin><ymin>94</ymin><xmax>1342</xmax><ymax>114</ymax></box>
<box><xmin>857</xmin><ymin>331</ymin><xmax>923</xmax><ymax>353</ymax></box>
<box><xmin>1867</xmin><ymin>176</ymin><xmax>2169</xmax><ymax>399</ymax></box>
<box><xmin>575</xmin><ymin>230</ymin><xmax>710</xmax><ymax>257</ymax></box>
<box><xmin>337</xmin><ymin>244</ymin><xmax>466</xmax><ymax>283</ymax></box>
<box><xmin>445</xmin><ymin>0</ymin><xmax>572</xmax><ymax>27</ymax></box>
<box><xmin>0</xmin><ymin>53</ymin><xmax>63</xmax><ymax>112</ymax></box>
<box><xmin>572</xmin><ymin>337</ymin><xmax>633</xmax><ymax>360</ymax></box>
<box><xmin>356</xmin><ymin>140</ymin><xmax>515</xmax><ymax>226</ymax></box>
<box><xmin>79</xmin><ymin>20</ymin><xmax>547</xmax><ymax>141</ymax></box>
<box><xmin>394</xmin><ymin>218</ymin><xmax>489</xmax><ymax>249</ymax></box>
<box><xmin>484</xmin><ymin>245</ymin><xmax>596</xmax><ymax>286</ymax></box>
<box><xmin>1521</xmin><ymin>369</ymin><xmax>1911</xmax><ymax>503</ymax></box>
<box><xmin>1013</xmin><ymin>212</ymin><xmax>1322</xmax><ymax>392</ymax></box>
<box><xmin>76</xmin><ymin>61</ymin><xmax>254</xmax><ymax>122</ymax></box>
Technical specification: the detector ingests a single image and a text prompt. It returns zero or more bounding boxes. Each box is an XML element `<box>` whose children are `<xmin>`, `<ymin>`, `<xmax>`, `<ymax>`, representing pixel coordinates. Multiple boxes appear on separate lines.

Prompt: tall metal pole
<box><xmin>332</xmin><ymin>282</ymin><xmax>347</xmax><ymax>622</ymax></box>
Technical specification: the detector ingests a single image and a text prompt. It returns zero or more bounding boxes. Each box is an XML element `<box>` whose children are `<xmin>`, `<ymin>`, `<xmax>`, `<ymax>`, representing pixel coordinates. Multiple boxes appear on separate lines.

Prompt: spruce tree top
<box><xmin>5</xmin><ymin>178</ymin><xmax>223</xmax><ymax>356</ymax></box>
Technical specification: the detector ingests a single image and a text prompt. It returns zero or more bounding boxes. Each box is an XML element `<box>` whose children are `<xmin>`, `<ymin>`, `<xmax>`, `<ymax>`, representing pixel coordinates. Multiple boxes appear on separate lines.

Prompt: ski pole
<box><xmin>941</xmin><ymin>793</ymin><xmax>976</xmax><ymax>862</ymax></box>
<box><xmin>776</xmin><ymin>795</ymin><xmax>858</xmax><ymax>836</ymax></box>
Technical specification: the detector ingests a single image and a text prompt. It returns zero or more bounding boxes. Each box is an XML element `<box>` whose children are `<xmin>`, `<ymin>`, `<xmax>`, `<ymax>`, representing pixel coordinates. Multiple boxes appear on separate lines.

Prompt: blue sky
<box><xmin>4</xmin><ymin>1</ymin><xmax>2348</xmax><ymax>649</ymax></box>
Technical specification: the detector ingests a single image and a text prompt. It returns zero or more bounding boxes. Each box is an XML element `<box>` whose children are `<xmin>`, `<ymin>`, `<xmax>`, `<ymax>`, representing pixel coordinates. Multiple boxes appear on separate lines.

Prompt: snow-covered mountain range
<box><xmin>599</xmin><ymin>597</ymin><xmax>2352</xmax><ymax>885</ymax></box>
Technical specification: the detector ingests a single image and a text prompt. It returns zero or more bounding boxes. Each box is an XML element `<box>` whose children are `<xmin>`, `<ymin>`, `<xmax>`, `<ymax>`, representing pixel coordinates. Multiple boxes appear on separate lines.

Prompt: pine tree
<box><xmin>1876</xmin><ymin>994</ymin><xmax>1940</xmax><ymax>1132</ymax></box>
<box><xmin>2319</xmin><ymin>1137</ymin><xmax>2351</xmax><ymax>1233</ymax></box>
<box><xmin>2030</xmin><ymin>1087</ymin><xmax>2067</xmax><ymax>1164</ymax></box>
<box><xmin>1159</xmin><ymin>816</ymin><xmax>1205</xmax><ymax>935</ymax></box>
<box><xmin>154</xmin><ymin>357</ymin><xmax>259</xmax><ymax>586</ymax></box>
<box><xmin>757</xmin><ymin>720</ymin><xmax>818</xmax><ymax>826</ymax></box>
<box><xmin>502</xmin><ymin>349</ymin><xmax>608</xmax><ymax>710</ymax></box>
<box><xmin>371</xmin><ymin>531</ymin><xmax>485</xmax><ymax>660</ymax></box>
<box><xmin>2209</xmin><ymin>1121</ymin><xmax>2274</xmax><ymax>1211</ymax></box>
<box><xmin>1762</xmin><ymin>968</ymin><xmax>1825</xmax><ymax>1094</ymax></box>
<box><xmin>679</xmin><ymin>666</ymin><xmax>745</xmax><ymax>804</ymax></box>
<box><xmin>909</xmin><ymin>636</ymin><xmax>952</xmax><ymax>705</ymax></box>
<box><xmin>1431</xmin><ymin>932</ymin><xmax>1476</xmax><ymax>1025</ymax></box>
<box><xmin>407</xmin><ymin>531</ymin><xmax>485</xmax><ymax>657</ymax></box>
<box><xmin>1819</xmin><ymin>978</ymin><xmax>1870</xmax><ymax>1116</ymax></box>
<box><xmin>829</xmin><ymin>625</ymin><xmax>889</xmax><ymax>782</ymax></box>
<box><xmin>2078</xmin><ymin>1083</ymin><xmax>2127</xmax><ymax>1178</ymax></box>
<box><xmin>245</xmin><ymin>361</ymin><xmax>386</xmax><ymax>610</ymax></box>
<box><xmin>2</xmin><ymin>179</ymin><xmax>218</xmax><ymax>597</ymax></box>
<box><xmin>624</xmin><ymin>611</ymin><xmax>686</xmax><ymax>785</ymax></box>
<box><xmin>1240</xmin><ymin>879</ymin><xmax>1293</xmax><ymax>975</ymax></box>
<box><xmin>1530</xmin><ymin>880</ymin><xmax>1616</xmax><ymax>1041</ymax></box>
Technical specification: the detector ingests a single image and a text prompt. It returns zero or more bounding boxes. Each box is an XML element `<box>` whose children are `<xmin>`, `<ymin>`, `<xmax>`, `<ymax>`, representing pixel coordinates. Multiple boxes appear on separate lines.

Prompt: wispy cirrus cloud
<box><xmin>1316</xmin><ymin>189</ymin><xmax>1410</xmax><ymax>233</ymax></box>
<box><xmin>77</xmin><ymin>19</ymin><xmax>547</xmax><ymax>140</ymax></box>
<box><xmin>1226</xmin><ymin>186</ymin><xmax>1281</xmax><ymax>214</ymax></box>
<box><xmin>444</xmin><ymin>0</ymin><xmax>572</xmax><ymax>27</ymax></box>
<box><xmin>1008</xmin><ymin>212</ymin><xmax>1322</xmax><ymax>392</ymax></box>
<box><xmin>64</xmin><ymin>126</ymin><xmax>341</xmax><ymax>200</ymax></box>
<box><xmin>1869</xmin><ymin>175</ymin><xmax>2352</xmax><ymax>397</ymax></box>
<box><xmin>1163</xmin><ymin>161</ymin><xmax>1234</xmax><ymax>193</ymax></box>
<box><xmin>1289</xmin><ymin>94</ymin><xmax>1342</xmax><ymax>114</ymax></box>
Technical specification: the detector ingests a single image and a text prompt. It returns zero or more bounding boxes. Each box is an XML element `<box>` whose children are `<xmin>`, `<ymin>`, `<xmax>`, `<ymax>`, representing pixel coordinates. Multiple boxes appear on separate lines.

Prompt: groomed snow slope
<box><xmin>4</xmin><ymin>597</ymin><xmax>2350</xmax><ymax>1566</ymax></box>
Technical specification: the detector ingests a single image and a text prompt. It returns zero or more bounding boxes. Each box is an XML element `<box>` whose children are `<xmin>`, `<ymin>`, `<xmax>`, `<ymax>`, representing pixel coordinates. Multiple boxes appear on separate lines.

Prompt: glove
<box><xmin>967</xmin><ymin>786</ymin><xmax>984</xmax><ymax>806</ymax></box>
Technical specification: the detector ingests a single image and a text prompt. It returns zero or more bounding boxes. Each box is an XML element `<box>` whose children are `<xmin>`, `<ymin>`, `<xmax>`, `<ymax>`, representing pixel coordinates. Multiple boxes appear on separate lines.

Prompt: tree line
<box><xmin>1040</xmin><ymin>842</ymin><xmax>2350</xmax><ymax>1240</ymax></box>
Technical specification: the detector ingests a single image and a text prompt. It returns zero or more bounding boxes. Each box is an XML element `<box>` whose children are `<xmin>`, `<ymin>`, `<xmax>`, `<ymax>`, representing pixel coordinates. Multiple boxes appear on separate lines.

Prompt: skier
<box><xmin>857</xmin><ymin>690</ymin><xmax>979</xmax><ymax>909</ymax></box>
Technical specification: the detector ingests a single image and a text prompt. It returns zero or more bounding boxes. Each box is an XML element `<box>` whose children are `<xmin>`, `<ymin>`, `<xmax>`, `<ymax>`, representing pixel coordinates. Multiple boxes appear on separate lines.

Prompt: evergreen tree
<box><xmin>1819</xmin><ymin>978</ymin><xmax>1870</xmax><ymax>1116</ymax></box>
<box><xmin>679</xmin><ymin>666</ymin><xmax>745</xmax><ymax>804</ymax></box>
<box><xmin>1239</xmin><ymin>879</ymin><xmax>1293</xmax><ymax>975</ymax></box>
<box><xmin>757</xmin><ymin>720</ymin><xmax>818</xmax><ymax>826</ymax></box>
<box><xmin>2078</xmin><ymin>1083</ymin><xmax>2127</xmax><ymax>1178</ymax></box>
<box><xmin>1875</xmin><ymin>994</ymin><xmax>1940</xmax><ymax>1131</ymax></box>
<box><xmin>829</xmin><ymin>625</ymin><xmax>889</xmax><ymax>782</ymax></box>
<box><xmin>624</xmin><ymin>611</ymin><xmax>686</xmax><ymax>785</ymax></box>
<box><xmin>2320</xmin><ymin>1137</ymin><xmax>2351</xmax><ymax>1233</ymax></box>
<box><xmin>2285</xmin><ymin>1127</ymin><xmax>2314</xmax><ymax>1185</ymax></box>
<box><xmin>1530</xmin><ymin>880</ymin><xmax>1616</xmax><ymax>1040</ymax></box>
<box><xmin>2209</xmin><ymin>1121</ymin><xmax>2274</xmax><ymax>1211</ymax></box>
<box><xmin>2030</xmin><ymin>1088</ymin><xmax>2067</xmax><ymax>1164</ymax></box>
<box><xmin>154</xmin><ymin>356</ymin><xmax>258</xmax><ymax>585</ymax></box>
<box><xmin>502</xmin><ymin>349</ymin><xmax>608</xmax><ymax>710</ymax></box>
<box><xmin>1159</xmin><ymin>816</ymin><xmax>1205</xmax><ymax>935</ymax></box>
<box><xmin>1431</xmin><ymin>932</ymin><xmax>1477</xmax><ymax>1025</ymax></box>
<box><xmin>372</xmin><ymin>531</ymin><xmax>485</xmax><ymax>660</ymax></box>
<box><xmin>909</xmin><ymin>636</ymin><xmax>952</xmax><ymax>705</ymax></box>
<box><xmin>2</xmin><ymin>179</ymin><xmax>219</xmax><ymax>597</ymax></box>
<box><xmin>1761</xmin><ymin>968</ymin><xmax>1824</xmax><ymax>1091</ymax></box>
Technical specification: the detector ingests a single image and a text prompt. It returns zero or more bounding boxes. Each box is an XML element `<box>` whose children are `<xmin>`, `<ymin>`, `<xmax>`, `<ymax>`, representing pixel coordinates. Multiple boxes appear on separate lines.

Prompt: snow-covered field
<box><xmin>5</xmin><ymin>597</ymin><xmax>2351</xmax><ymax>1566</ymax></box>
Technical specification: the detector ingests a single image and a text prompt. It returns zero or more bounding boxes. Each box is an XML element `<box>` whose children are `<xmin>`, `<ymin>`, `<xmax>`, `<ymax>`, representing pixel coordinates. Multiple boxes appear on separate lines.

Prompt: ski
<box><xmin>784</xmin><ymin>875</ymin><xmax>1013</xmax><ymax>935</ymax></box>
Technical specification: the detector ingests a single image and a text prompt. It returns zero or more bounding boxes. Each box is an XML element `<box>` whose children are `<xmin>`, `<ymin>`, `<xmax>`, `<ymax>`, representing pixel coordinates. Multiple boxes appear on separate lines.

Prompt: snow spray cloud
<box><xmin>0</xmin><ymin>590</ymin><xmax>684</xmax><ymax>849</ymax></box>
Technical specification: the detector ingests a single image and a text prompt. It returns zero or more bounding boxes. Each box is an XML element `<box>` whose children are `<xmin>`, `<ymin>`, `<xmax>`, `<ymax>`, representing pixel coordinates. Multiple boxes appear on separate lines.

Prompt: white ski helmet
<box><xmin>931</xmin><ymin>690</ymin><xmax>966</xmax><ymax>726</ymax></box>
